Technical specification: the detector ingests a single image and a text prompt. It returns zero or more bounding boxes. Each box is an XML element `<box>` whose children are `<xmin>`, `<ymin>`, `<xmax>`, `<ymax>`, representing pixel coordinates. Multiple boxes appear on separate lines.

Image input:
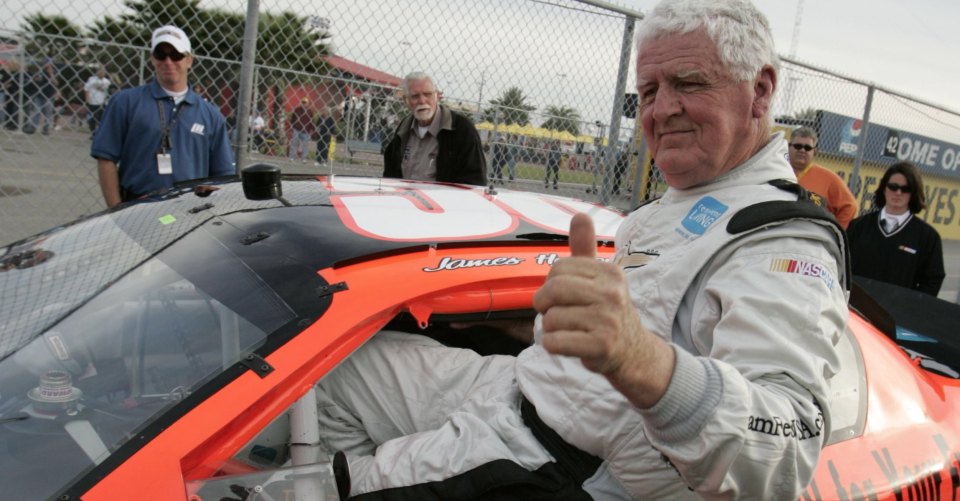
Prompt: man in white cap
<box><xmin>91</xmin><ymin>25</ymin><xmax>234</xmax><ymax>207</ymax></box>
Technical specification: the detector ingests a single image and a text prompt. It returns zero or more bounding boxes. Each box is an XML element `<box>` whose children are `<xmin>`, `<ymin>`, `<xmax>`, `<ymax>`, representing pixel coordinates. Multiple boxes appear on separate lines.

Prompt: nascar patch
<box><xmin>770</xmin><ymin>258</ymin><xmax>835</xmax><ymax>290</ymax></box>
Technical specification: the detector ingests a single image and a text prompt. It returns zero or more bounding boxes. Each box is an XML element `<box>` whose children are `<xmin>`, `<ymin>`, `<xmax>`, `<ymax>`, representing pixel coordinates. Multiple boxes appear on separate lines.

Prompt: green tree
<box><xmin>255</xmin><ymin>11</ymin><xmax>334</xmax><ymax>141</ymax></box>
<box><xmin>83</xmin><ymin>0</ymin><xmax>333</xmax><ymax>132</ymax></box>
<box><xmin>485</xmin><ymin>86</ymin><xmax>536</xmax><ymax>125</ymax></box>
<box><xmin>793</xmin><ymin>107</ymin><xmax>818</xmax><ymax>121</ymax></box>
<box><xmin>541</xmin><ymin>105</ymin><xmax>581</xmax><ymax>135</ymax></box>
<box><xmin>21</xmin><ymin>14</ymin><xmax>84</xmax><ymax>62</ymax></box>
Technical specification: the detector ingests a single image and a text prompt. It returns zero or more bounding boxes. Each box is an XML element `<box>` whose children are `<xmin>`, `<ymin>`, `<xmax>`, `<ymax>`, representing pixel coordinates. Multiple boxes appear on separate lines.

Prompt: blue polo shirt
<box><xmin>91</xmin><ymin>80</ymin><xmax>235</xmax><ymax>195</ymax></box>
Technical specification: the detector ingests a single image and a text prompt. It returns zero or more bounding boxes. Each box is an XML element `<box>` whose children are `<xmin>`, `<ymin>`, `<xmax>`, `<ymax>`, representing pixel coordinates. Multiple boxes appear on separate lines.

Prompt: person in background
<box><xmin>91</xmin><ymin>25</ymin><xmax>234</xmax><ymax>207</ymax></box>
<box><xmin>0</xmin><ymin>62</ymin><xmax>12</xmax><ymax>130</ymax></box>
<box><xmin>787</xmin><ymin>126</ymin><xmax>857</xmax><ymax>227</ymax></box>
<box><xmin>2</xmin><ymin>61</ymin><xmax>22</xmax><ymax>130</ymax></box>
<box><xmin>506</xmin><ymin>134</ymin><xmax>519</xmax><ymax>181</ymax></box>
<box><xmin>315</xmin><ymin>107</ymin><xmax>336</xmax><ymax>166</ymax></box>
<box><xmin>490</xmin><ymin>133</ymin><xmax>508</xmax><ymax>184</ymax></box>
<box><xmin>289</xmin><ymin>97</ymin><xmax>314</xmax><ymax>164</ymax></box>
<box><xmin>382</xmin><ymin>72</ymin><xmax>486</xmax><ymax>185</ymax></box>
<box><xmin>544</xmin><ymin>139</ymin><xmax>561</xmax><ymax>190</ymax></box>
<box><xmin>26</xmin><ymin>59</ymin><xmax>58</xmax><ymax>135</ymax></box>
<box><xmin>847</xmin><ymin>161</ymin><xmax>945</xmax><ymax>296</ymax></box>
<box><xmin>84</xmin><ymin>67</ymin><xmax>111</xmax><ymax>136</ymax></box>
<box><xmin>249</xmin><ymin>109</ymin><xmax>266</xmax><ymax>152</ymax></box>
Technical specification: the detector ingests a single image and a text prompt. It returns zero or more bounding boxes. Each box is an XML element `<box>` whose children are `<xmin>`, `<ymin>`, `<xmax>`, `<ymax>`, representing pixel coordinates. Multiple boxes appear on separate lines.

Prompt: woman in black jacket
<box><xmin>847</xmin><ymin>161</ymin><xmax>945</xmax><ymax>296</ymax></box>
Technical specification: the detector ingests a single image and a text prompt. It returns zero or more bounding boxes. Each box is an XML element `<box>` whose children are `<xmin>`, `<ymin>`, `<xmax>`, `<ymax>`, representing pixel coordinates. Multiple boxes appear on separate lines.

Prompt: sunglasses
<box><xmin>153</xmin><ymin>50</ymin><xmax>186</xmax><ymax>62</ymax></box>
<box><xmin>885</xmin><ymin>182</ymin><xmax>911</xmax><ymax>193</ymax></box>
<box><xmin>789</xmin><ymin>143</ymin><xmax>815</xmax><ymax>152</ymax></box>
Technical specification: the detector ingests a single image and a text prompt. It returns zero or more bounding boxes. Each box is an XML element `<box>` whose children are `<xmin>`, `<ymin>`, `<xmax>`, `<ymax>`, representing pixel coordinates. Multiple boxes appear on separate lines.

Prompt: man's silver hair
<box><xmin>790</xmin><ymin>126</ymin><xmax>818</xmax><ymax>146</ymax></box>
<box><xmin>402</xmin><ymin>72</ymin><xmax>437</xmax><ymax>96</ymax></box>
<box><xmin>636</xmin><ymin>0</ymin><xmax>780</xmax><ymax>83</ymax></box>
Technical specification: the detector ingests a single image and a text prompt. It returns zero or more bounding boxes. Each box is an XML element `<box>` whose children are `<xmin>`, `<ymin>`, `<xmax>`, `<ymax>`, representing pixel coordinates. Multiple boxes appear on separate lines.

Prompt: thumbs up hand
<box><xmin>533</xmin><ymin>213</ymin><xmax>675</xmax><ymax>408</ymax></box>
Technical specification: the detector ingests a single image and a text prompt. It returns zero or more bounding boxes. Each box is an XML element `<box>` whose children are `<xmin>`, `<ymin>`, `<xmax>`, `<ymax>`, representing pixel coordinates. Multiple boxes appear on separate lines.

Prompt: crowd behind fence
<box><xmin>2</xmin><ymin>0</ymin><xmax>960</xmax><ymax>250</ymax></box>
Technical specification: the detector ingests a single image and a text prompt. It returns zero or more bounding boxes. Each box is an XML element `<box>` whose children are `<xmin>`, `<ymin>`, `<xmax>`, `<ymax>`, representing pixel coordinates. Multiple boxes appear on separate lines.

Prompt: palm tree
<box><xmin>541</xmin><ymin>105</ymin><xmax>581</xmax><ymax>135</ymax></box>
<box><xmin>21</xmin><ymin>14</ymin><xmax>85</xmax><ymax>62</ymax></box>
<box><xmin>485</xmin><ymin>86</ymin><xmax>536</xmax><ymax>125</ymax></box>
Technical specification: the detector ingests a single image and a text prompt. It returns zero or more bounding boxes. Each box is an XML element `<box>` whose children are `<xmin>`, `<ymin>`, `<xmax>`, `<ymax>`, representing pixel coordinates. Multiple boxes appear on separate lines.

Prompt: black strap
<box><xmin>157</xmin><ymin>99</ymin><xmax>185</xmax><ymax>151</ymax></box>
<box><xmin>727</xmin><ymin>179</ymin><xmax>851</xmax><ymax>292</ymax></box>
<box><xmin>520</xmin><ymin>396</ymin><xmax>602</xmax><ymax>485</ymax></box>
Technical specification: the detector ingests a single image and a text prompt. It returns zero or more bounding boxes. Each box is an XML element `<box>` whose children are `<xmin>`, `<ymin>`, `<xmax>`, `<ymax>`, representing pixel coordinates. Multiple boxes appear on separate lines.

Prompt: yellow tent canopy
<box><xmin>550</xmin><ymin>130</ymin><xmax>577</xmax><ymax>142</ymax></box>
<box><xmin>576</xmin><ymin>134</ymin><xmax>594</xmax><ymax>143</ymax></box>
<box><xmin>519</xmin><ymin>124</ymin><xmax>540</xmax><ymax>137</ymax></box>
<box><xmin>475</xmin><ymin>121</ymin><xmax>494</xmax><ymax>131</ymax></box>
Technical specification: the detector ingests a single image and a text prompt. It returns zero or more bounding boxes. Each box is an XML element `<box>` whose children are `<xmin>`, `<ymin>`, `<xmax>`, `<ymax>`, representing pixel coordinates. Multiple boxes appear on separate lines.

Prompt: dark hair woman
<box><xmin>846</xmin><ymin>161</ymin><xmax>945</xmax><ymax>295</ymax></box>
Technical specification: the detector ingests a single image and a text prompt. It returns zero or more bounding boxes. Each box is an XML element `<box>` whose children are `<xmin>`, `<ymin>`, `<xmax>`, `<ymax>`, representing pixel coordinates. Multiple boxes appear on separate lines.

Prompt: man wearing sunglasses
<box><xmin>91</xmin><ymin>25</ymin><xmax>235</xmax><ymax>208</ymax></box>
<box><xmin>787</xmin><ymin>126</ymin><xmax>857</xmax><ymax>228</ymax></box>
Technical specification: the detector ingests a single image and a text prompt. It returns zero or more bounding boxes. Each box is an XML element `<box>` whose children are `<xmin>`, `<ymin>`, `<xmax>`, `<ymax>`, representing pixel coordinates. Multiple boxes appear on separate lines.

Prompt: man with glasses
<box><xmin>787</xmin><ymin>126</ymin><xmax>857</xmax><ymax>227</ymax></box>
<box><xmin>91</xmin><ymin>25</ymin><xmax>235</xmax><ymax>208</ymax></box>
<box><xmin>382</xmin><ymin>72</ymin><xmax>486</xmax><ymax>185</ymax></box>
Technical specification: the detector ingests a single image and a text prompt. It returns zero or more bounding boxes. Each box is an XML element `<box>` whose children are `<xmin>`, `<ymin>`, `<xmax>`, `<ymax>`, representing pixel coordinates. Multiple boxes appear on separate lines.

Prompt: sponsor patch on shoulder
<box><xmin>681</xmin><ymin>196</ymin><xmax>728</xmax><ymax>236</ymax></box>
<box><xmin>770</xmin><ymin>258</ymin><xmax>835</xmax><ymax>290</ymax></box>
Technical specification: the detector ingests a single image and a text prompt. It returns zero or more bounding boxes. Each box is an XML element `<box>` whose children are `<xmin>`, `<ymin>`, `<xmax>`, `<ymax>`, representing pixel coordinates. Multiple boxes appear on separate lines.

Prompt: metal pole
<box><xmin>599</xmin><ymin>15</ymin><xmax>635</xmax><ymax>206</ymax></box>
<box><xmin>363</xmin><ymin>92</ymin><xmax>372</xmax><ymax>142</ymax></box>
<box><xmin>629</xmin><ymin>136</ymin><xmax>648</xmax><ymax>211</ymax></box>
<box><xmin>17</xmin><ymin>50</ymin><xmax>25</xmax><ymax>132</ymax></box>
<box><xmin>247</xmin><ymin>68</ymin><xmax>260</xmax><ymax>153</ymax></box>
<box><xmin>848</xmin><ymin>85</ymin><xmax>875</xmax><ymax>200</ymax></box>
<box><xmin>138</xmin><ymin>50</ymin><xmax>146</xmax><ymax>86</ymax></box>
<box><xmin>233</xmin><ymin>0</ymin><xmax>261</xmax><ymax>172</ymax></box>
<box><xmin>476</xmin><ymin>70</ymin><xmax>485</xmax><ymax>122</ymax></box>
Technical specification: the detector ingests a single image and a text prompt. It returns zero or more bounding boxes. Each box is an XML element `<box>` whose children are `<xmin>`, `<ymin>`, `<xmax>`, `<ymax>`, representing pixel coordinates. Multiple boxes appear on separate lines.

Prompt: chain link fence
<box><xmin>3</xmin><ymin>0</ymin><xmax>960</xmax><ymax>253</ymax></box>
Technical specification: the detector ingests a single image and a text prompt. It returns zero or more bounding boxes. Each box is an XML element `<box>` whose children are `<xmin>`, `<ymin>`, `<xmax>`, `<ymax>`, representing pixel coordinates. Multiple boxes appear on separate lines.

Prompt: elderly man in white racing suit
<box><xmin>314</xmin><ymin>0</ymin><xmax>849</xmax><ymax>499</ymax></box>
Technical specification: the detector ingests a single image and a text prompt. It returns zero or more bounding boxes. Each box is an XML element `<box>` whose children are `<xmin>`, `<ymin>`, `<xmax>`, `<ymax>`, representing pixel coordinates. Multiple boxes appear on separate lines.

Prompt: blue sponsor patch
<box><xmin>681</xmin><ymin>197</ymin><xmax>729</xmax><ymax>236</ymax></box>
<box><xmin>895</xmin><ymin>326</ymin><xmax>937</xmax><ymax>343</ymax></box>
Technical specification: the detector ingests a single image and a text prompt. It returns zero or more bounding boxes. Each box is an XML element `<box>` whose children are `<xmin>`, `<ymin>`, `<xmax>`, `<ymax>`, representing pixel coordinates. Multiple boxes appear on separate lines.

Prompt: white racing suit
<box><xmin>315</xmin><ymin>134</ymin><xmax>849</xmax><ymax>500</ymax></box>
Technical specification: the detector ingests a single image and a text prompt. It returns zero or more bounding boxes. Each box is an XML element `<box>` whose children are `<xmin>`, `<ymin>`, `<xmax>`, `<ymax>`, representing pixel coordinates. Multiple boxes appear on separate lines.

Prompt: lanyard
<box><xmin>157</xmin><ymin>99</ymin><xmax>185</xmax><ymax>151</ymax></box>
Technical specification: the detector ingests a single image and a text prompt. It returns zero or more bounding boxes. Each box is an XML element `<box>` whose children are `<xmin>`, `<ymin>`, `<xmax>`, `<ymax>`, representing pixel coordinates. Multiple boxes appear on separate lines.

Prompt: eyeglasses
<box><xmin>885</xmin><ymin>182</ymin><xmax>911</xmax><ymax>193</ymax></box>
<box><xmin>153</xmin><ymin>50</ymin><xmax>186</xmax><ymax>62</ymax></box>
<box><xmin>789</xmin><ymin>143</ymin><xmax>815</xmax><ymax>152</ymax></box>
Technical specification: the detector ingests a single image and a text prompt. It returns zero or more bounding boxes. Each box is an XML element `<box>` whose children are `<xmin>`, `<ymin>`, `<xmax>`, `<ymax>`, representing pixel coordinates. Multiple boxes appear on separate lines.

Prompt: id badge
<box><xmin>157</xmin><ymin>152</ymin><xmax>173</xmax><ymax>175</ymax></box>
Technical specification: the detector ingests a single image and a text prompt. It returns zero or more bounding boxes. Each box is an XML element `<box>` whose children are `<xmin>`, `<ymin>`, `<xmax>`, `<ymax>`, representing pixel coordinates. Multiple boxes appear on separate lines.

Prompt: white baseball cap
<box><xmin>151</xmin><ymin>25</ymin><xmax>192</xmax><ymax>54</ymax></box>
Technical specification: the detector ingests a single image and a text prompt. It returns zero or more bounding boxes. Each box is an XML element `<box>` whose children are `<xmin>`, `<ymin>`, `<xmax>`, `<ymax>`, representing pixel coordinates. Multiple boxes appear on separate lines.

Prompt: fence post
<box><xmin>234</xmin><ymin>0</ymin><xmax>262</xmax><ymax>172</ymax></box>
<box><xmin>138</xmin><ymin>50</ymin><xmax>146</xmax><ymax>87</ymax></box>
<box><xmin>629</xmin><ymin>135</ymin><xmax>648</xmax><ymax>211</ymax></box>
<box><xmin>599</xmin><ymin>15</ymin><xmax>635</xmax><ymax>207</ymax></box>
<box><xmin>848</xmin><ymin>85</ymin><xmax>875</xmax><ymax>199</ymax></box>
<box><xmin>17</xmin><ymin>49</ymin><xmax>26</xmax><ymax>132</ymax></box>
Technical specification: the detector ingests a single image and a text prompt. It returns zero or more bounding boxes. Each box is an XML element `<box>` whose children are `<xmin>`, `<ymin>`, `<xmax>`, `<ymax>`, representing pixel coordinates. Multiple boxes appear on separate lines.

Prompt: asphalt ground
<box><xmin>2</xmin><ymin>126</ymin><xmax>959</xmax><ymax>303</ymax></box>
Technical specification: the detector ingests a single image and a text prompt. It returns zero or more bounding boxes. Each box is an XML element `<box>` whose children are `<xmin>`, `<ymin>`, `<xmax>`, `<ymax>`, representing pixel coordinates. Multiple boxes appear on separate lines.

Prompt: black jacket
<box><xmin>847</xmin><ymin>210</ymin><xmax>945</xmax><ymax>296</ymax></box>
<box><xmin>383</xmin><ymin>106</ymin><xmax>487</xmax><ymax>186</ymax></box>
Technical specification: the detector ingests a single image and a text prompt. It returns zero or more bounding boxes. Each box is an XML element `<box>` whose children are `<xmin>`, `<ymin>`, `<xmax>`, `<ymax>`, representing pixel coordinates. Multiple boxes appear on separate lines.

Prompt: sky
<box><xmin>624</xmin><ymin>0</ymin><xmax>960</xmax><ymax>113</ymax></box>
<box><xmin>3</xmin><ymin>0</ymin><xmax>960</xmax><ymax>138</ymax></box>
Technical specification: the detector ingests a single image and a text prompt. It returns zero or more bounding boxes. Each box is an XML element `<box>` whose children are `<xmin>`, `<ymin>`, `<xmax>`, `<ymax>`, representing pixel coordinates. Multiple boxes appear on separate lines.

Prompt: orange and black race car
<box><xmin>0</xmin><ymin>168</ymin><xmax>958</xmax><ymax>501</ymax></box>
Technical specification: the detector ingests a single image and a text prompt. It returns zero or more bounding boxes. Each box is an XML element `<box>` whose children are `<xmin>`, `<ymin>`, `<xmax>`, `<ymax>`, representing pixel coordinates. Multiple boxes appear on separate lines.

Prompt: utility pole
<box><xmin>400</xmin><ymin>41</ymin><xmax>412</xmax><ymax>78</ymax></box>
<box><xmin>558</xmin><ymin>73</ymin><xmax>567</xmax><ymax>106</ymax></box>
<box><xmin>780</xmin><ymin>0</ymin><xmax>805</xmax><ymax>117</ymax></box>
<box><xmin>476</xmin><ymin>69</ymin><xmax>486</xmax><ymax>121</ymax></box>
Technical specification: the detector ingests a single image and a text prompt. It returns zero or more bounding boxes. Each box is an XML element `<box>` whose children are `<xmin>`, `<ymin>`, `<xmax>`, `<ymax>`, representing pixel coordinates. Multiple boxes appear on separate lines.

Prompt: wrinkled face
<box><xmin>404</xmin><ymin>78</ymin><xmax>439</xmax><ymax>125</ymax></box>
<box><xmin>884</xmin><ymin>173</ymin><xmax>912</xmax><ymax>214</ymax></box>
<box><xmin>637</xmin><ymin>30</ymin><xmax>765</xmax><ymax>189</ymax></box>
<box><xmin>788</xmin><ymin>135</ymin><xmax>817</xmax><ymax>173</ymax></box>
<box><xmin>151</xmin><ymin>42</ymin><xmax>193</xmax><ymax>91</ymax></box>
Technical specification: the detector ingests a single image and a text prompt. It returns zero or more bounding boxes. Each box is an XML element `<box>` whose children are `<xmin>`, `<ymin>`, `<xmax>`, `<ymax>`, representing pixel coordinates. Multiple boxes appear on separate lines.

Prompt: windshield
<box><xmin>0</xmin><ymin>218</ymin><xmax>295</xmax><ymax>501</ymax></box>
